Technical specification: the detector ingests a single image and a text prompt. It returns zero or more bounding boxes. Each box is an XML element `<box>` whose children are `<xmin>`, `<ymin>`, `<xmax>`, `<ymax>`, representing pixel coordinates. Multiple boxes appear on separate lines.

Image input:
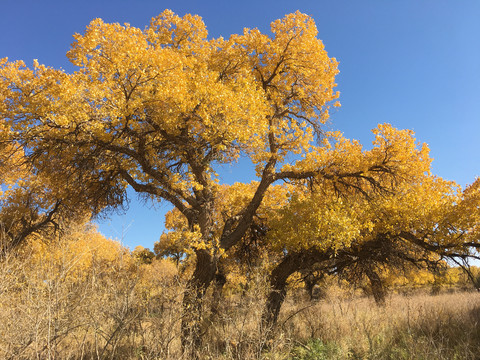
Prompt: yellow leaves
<box><xmin>0</xmin><ymin>143</ymin><xmax>27</xmax><ymax>186</ymax></box>
<box><xmin>245</xmin><ymin>11</ymin><xmax>339</xmax><ymax>119</ymax></box>
<box><xmin>68</xmin><ymin>17</ymin><xmax>149</xmax><ymax>70</ymax></box>
<box><xmin>267</xmin><ymin>190</ymin><xmax>362</xmax><ymax>252</ymax></box>
<box><xmin>369</xmin><ymin>123</ymin><xmax>432</xmax><ymax>176</ymax></box>
<box><xmin>135</xmin><ymin>257</ymin><xmax>178</xmax><ymax>300</ymax></box>
<box><xmin>264</xmin><ymin>122</ymin><xmax>472</xmax><ymax>256</ymax></box>
<box><xmin>23</xmin><ymin>221</ymin><xmax>133</xmax><ymax>285</ymax></box>
<box><xmin>148</xmin><ymin>9</ymin><xmax>208</xmax><ymax>48</ymax></box>
<box><xmin>441</xmin><ymin>177</ymin><xmax>480</xmax><ymax>249</ymax></box>
<box><xmin>0</xmin><ymin>11</ymin><xmax>343</xmax><ymax>210</ymax></box>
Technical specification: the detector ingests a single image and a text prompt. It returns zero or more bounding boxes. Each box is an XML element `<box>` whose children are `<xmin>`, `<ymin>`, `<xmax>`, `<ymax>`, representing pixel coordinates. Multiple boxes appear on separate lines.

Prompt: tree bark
<box><xmin>210</xmin><ymin>266</ymin><xmax>227</xmax><ymax>317</ymax></box>
<box><xmin>180</xmin><ymin>248</ymin><xmax>217</xmax><ymax>356</ymax></box>
<box><xmin>262</xmin><ymin>249</ymin><xmax>331</xmax><ymax>332</ymax></box>
<box><xmin>365</xmin><ymin>268</ymin><xmax>386</xmax><ymax>306</ymax></box>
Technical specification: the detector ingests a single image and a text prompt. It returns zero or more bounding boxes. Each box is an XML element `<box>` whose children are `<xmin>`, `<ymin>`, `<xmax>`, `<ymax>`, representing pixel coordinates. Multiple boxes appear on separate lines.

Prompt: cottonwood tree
<box><xmin>152</xmin><ymin>124</ymin><xmax>478</xmax><ymax>332</ymax></box>
<box><xmin>0</xmin><ymin>11</ymin><xmax>436</xmax><ymax>351</ymax></box>
<box><xmin>262</xmin><ymin>128</ymin><xmax>480</xmax><ymax>329</ymax></box>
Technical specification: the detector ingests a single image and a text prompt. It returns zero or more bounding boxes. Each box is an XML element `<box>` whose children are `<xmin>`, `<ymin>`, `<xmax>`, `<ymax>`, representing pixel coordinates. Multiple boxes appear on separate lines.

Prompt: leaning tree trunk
<box><xmin>262</xmin><ymin>249</ymin><xmax>331</xmax><ymax>332</ymax></box>
<box><xmin>181</xmin><ymin>248</ymin><xmax>217</xmax><ymax>356</ymax></box>
<box><xmin>262</xmin><ymin>256</ymin><xmax>296</xmax><ymax>332</ymax></box>
<box><xmin>365</xmin><ymin>268</ymin><xmax>386</xmax><ymax>306</ymax></box>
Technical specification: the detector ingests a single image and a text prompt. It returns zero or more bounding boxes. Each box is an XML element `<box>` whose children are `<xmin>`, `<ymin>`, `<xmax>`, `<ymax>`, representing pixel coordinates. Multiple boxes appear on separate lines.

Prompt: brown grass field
<box><xmin>1</xmin><ymin>245</ymin><xmax>479</xmax><ymax>360</ymax></box>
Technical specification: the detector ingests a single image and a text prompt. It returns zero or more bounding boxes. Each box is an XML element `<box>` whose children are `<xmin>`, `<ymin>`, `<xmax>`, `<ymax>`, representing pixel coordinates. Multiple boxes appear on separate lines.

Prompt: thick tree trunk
<box><xmin>304</xmin><ymin>273</ymin><xmax>316</xmax><ymax>301</ymax></box>
<box><xmin>262</xmin><ymin>249</ymin><xmax>331</xmax><ymax>332</ymax></box>
<box><xmin>303</xmin><ymin>271</ymin><xmax>324</xmax><ymax>301</ymax></box>
<box><xmin>365</xmin><ymin>268</ymin><xmax>386</xmax><ymax>306</ymax></box>
<box><xmin>262</xmin><ymin>257</ymin><xmax>294</xmax><ymax>332</ymax></box>
<box><xmin>210</xmin><ymin>266</ymin><xmax>227</xmax><ymax>317</ymax></box>
<box><xmin>181</xmin><ymin>248</ymin><xmax>217</xmax><ymax>356</ymax></box>
<box><xmin>263</xmin><ymin>283</ymin><xmax>287</xmax><ymax>333</ymax></box>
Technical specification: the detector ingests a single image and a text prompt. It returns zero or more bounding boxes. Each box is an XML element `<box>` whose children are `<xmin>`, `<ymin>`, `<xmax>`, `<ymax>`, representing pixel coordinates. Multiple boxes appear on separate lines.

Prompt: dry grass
<box><xmin>1</xmin><ymin>245</ymin><xmax>479</xmax><ymax>359</ymax></box>
<box><xmin>281</xmin><ymin>291</ymin><xmax>480</xmax><ymax>359</ymax></box>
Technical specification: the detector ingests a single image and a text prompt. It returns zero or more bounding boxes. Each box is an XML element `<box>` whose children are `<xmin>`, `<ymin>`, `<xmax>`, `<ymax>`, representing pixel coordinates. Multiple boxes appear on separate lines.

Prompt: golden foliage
<box><xmin>0</xmin><ymin>10</ymin><xmax>339</xmax><ymax>220</ymax></box>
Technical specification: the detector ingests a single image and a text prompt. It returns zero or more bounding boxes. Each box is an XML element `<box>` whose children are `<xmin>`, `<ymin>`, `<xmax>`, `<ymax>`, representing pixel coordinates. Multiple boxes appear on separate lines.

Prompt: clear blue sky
<box><xmin>2</xmin><ymin>0</ymin><xmax>479</xmax><ymax>250</ymax></box>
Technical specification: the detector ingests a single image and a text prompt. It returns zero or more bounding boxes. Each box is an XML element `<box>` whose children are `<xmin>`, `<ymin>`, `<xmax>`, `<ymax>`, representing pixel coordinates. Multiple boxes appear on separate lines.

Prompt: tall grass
<box><xmin>284</xmin><ymin>291</ymin><xmax>480</xmax><ymax>360</ymax></box>
<box><xmin>1</xmin><ymin>242</ymin><xmax>479</xmax><ymax>359</ymax></box>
